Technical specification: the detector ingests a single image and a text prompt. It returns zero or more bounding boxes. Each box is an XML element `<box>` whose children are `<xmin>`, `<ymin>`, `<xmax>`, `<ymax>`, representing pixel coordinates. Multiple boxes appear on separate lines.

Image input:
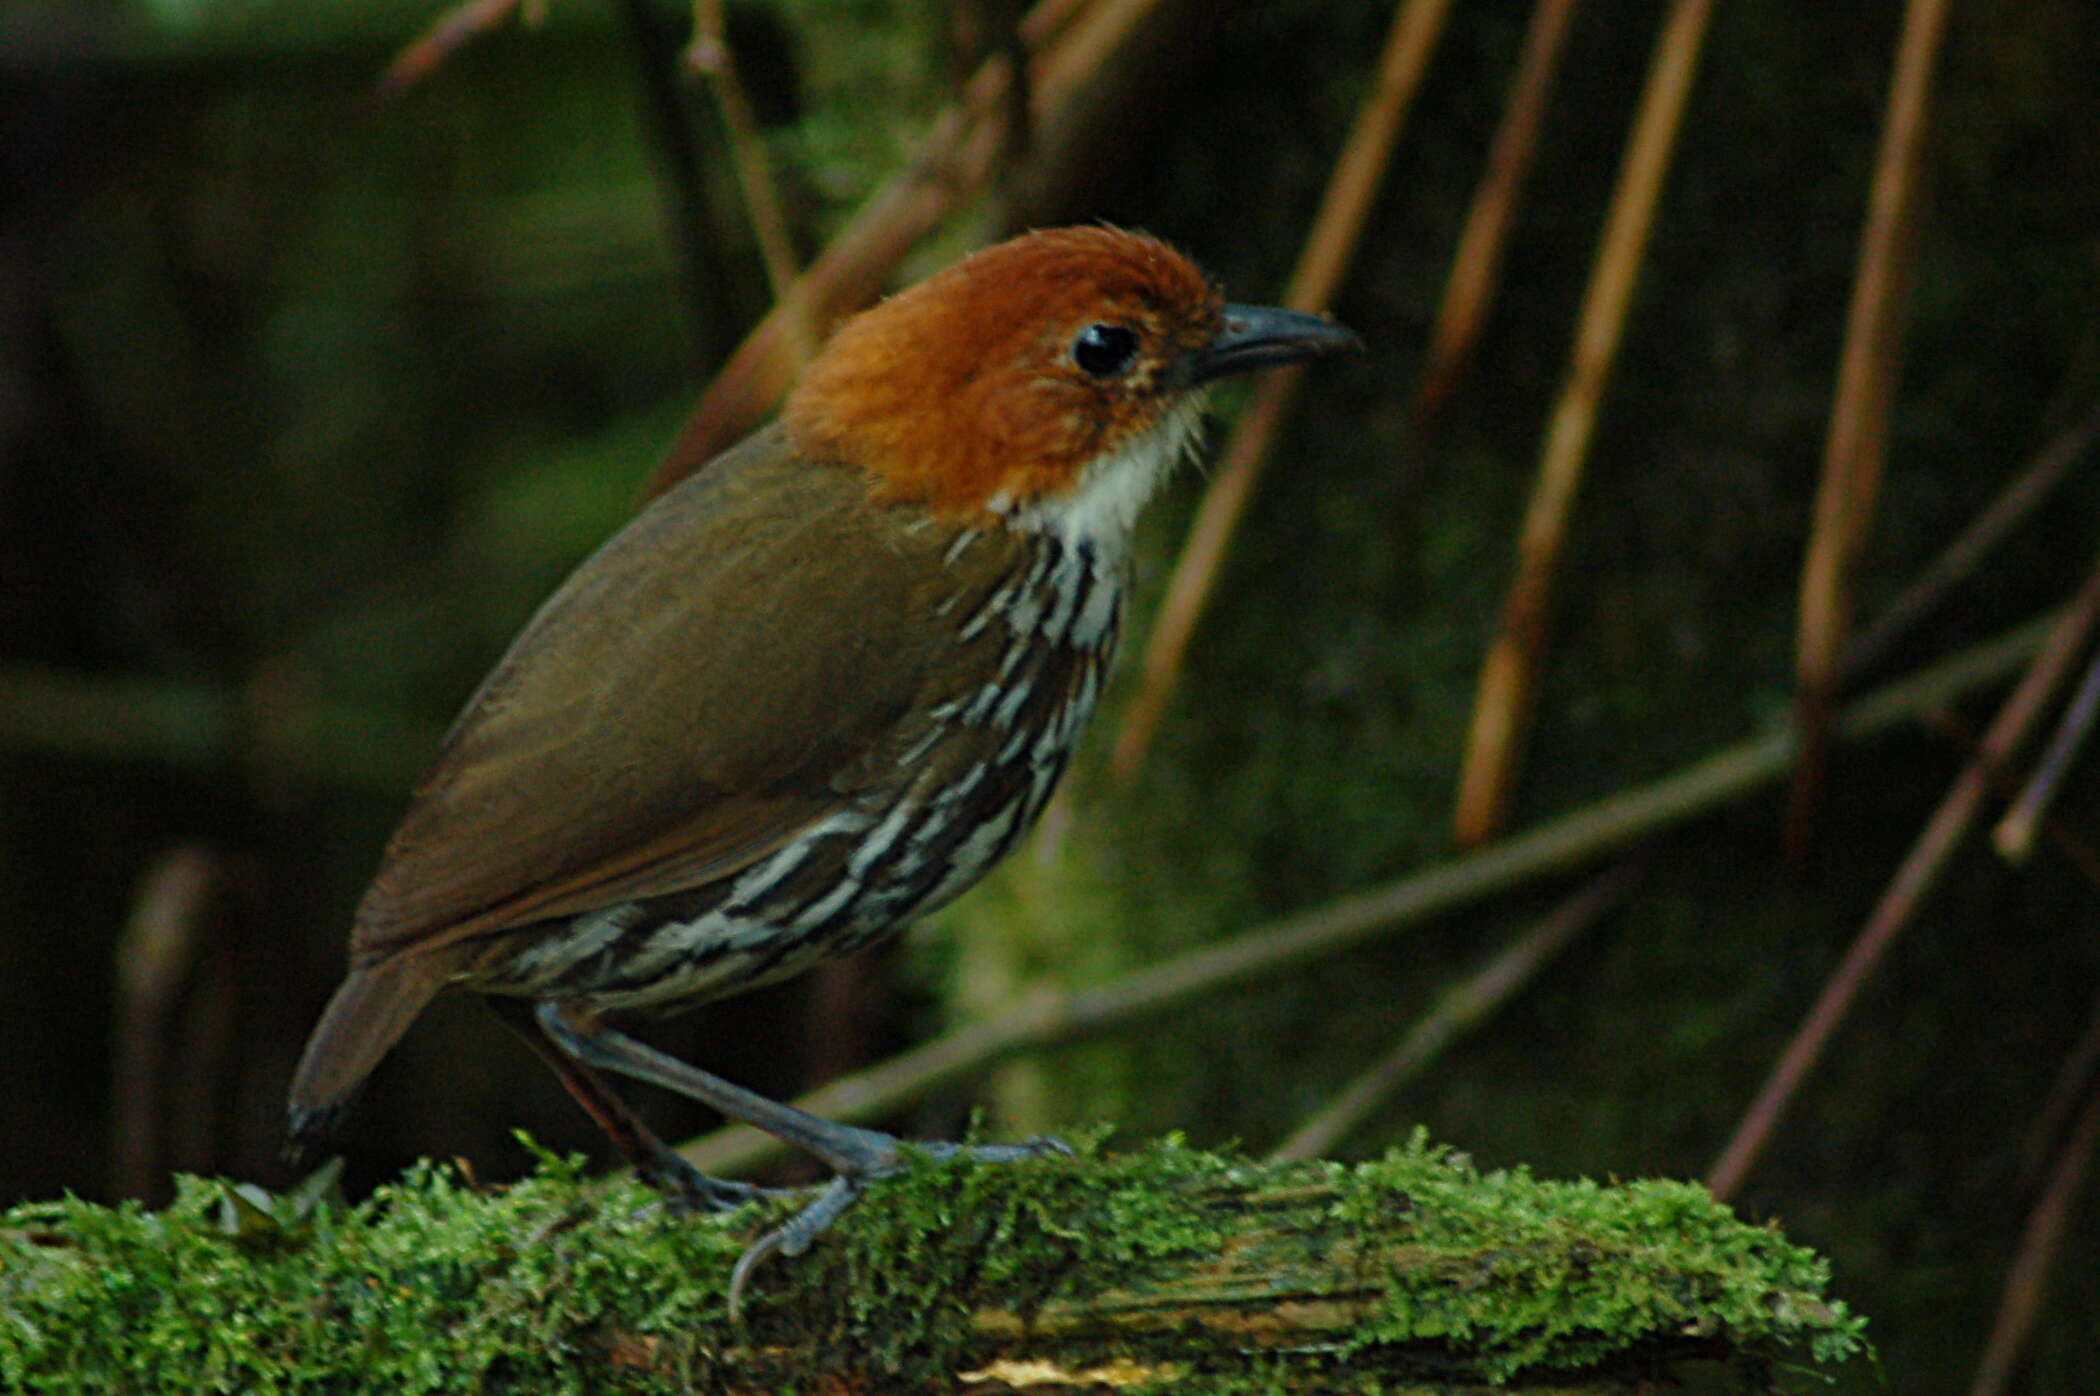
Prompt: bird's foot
<box><xmin>635</xmin><ymin>1143</ymin><xmax>791</xmax><ymax>1217</ymax></box>
<box><xmin>726</xmin><ymin>1134</ymin><xmax>1072</xmax><ymax>1321</ymax></box>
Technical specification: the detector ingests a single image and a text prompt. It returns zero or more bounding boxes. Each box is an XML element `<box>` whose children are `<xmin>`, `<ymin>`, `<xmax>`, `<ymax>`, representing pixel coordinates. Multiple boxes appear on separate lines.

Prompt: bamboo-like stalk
<box><xmin>642</xmin><ymin>0</ymin><xmax>1126</xmax><ymax>497</ymax></box>
<box><xmin>2020</xmin><ymin>984</ymin><xmax>2100</xmax><ymax>1192</ymax></box>
<box><xmin>375</xmin><ymin>0</ymin><xmax>530</xmax><ymax>102</ymax></box>
<box><xmin>1966</xmin><ymin>1083</ymin><xmax>2100</xmax><ymax>1396</ymax></box>
<box><xmin>1785</xmin><ymin>0</ymin><xmax>1955</xmax><ymax>858</ymax></box>
<box><xmin>686</xmin><ymin>0</ymin><xmax>813</xmax><ymax>365</ymax></box>
<box><xmin>1411</xmin><ymin>0</ymin><xmax>1584</xmax><ymax>427</ymax></box>
<box><xmin>1843</xmin><ymin>393</ymin><xmax>2100</xmax><ymax>683</ymax></box>
<box><xmin>1452</xmin><ymin>0</ymin><xmax>1719</xmax><ymax>847</ymax></box>
<box><xmin>1708</xmin><ymin>555</ymin><xmax>2100</xmax><ymax>1202</ymax></box>
<box><xmin>610</xmin><ymin>0</ymin><xmax>727</xmax><ymax>368</ymax></box>
<box><xmin>1918</xmin><ymin>710</ymin><xmax>2100</xmax><ymax>895</ymax></box>
<box><xmin>1268</xmin><ymin>857</ymin><xmax>1639</xmax><ymax>1162</ymax></box>
<box><xmin>109</xmin><ymin>848</ymin><xmax>220</xmax><ymax>1201</ymax></box>
<box><xmin>1107</xmin><ymin>0</ymin><xmax>1455</xmax><ymax>782</ymax></box>
<box><xmin>1992</xmin><ymin>648</ymin><xmax>2100</xmax><ymax>861</ymax></box>
<box><xmin>677</xmin><ymin>610</ymin><xmax>2058</xmax><ymax>1178</ymax></box>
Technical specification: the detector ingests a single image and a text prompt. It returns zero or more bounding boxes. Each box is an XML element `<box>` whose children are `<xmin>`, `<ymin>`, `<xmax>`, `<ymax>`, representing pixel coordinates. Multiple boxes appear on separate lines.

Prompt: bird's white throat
<box><xmin>991</xmin><ymin>395</ymin><xmax>1207</xmax><ymax>553</ymax></box>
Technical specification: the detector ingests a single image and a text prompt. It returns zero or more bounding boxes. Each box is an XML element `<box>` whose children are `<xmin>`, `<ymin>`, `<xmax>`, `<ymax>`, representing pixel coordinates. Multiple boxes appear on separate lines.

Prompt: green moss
<box><xmin>0</xmin><ymin>1136</ymin><xmax>1863</xmax><ymax>1393</ymax></box>
<box><xmin>1345</xmin><ymin>1133</ymin><xmax>1864</xmax><ymax>1383</ymax></box>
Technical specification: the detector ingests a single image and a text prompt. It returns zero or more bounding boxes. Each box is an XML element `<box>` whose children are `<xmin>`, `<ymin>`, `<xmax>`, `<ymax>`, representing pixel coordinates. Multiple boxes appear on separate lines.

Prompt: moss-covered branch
<box><xmin>0</xmin><ymin>1135</ymin><xmax>1864</xmax><ymax>1394</ymax></box>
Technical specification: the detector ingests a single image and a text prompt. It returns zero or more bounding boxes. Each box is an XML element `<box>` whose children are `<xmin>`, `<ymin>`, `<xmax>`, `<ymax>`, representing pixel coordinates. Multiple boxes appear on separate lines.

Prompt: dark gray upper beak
<box><xmin>1182</xmin><ymin>303</ymin><xmax>1363</xmax><ymax>386</ymax></box>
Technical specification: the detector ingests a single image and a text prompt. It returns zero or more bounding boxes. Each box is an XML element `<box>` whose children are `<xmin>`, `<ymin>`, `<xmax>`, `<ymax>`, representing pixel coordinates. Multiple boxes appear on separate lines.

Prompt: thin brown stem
<box><xmin>613</xmin><ymin>0</ymin><xmax>724</xmax><ymax>368</ymax></box>
<box><xmin>678</xmin><ymin>611</ymin><xmax>2058</xmax><ymax>1177</ymax></box>
<box><xmin>686</xmin><ymin>0</ymin><xmax>812</xmax><ymax>365</ymax></box>
<box><xmin>1967</xmin><ymin>1080</ymin><xmax>2100</xmax><ymax>1396</ymax></box>
<box><xmin>1919</xmin><ymin>708</ymin><xmax>2100</xmax><ymax>897</ymax></box>
<box><xmin>1843</xmin><ymin>392</ymin><xmax>2100</xmax><ymax>683</ymax></box>
<box><xmin>1268</xmin><ymin>857</ymin><xmax>1640</xmax><ymax>1162</ymax></box>
<box><xmin>110</xmin><ymin>848</ymin><xmax>221</xmax><ymax>1200</ymax></box>
<box><xmin>1452</xmin><ymin>0</ymin><xmax>1719</xmax><ymax>847</ymax></box>
<box><xmin>1709</xmin><ymin>554</ymin><xmax>2100</xmax><ymax>1202</ymax></box>
<box><xmin>1411</xmin><ymin>0</ymin><xmax>1584</xmax><ymax>428</ymax></box>
<box><xmin>1786</xmin><ymin>0</ymin><xmax>1955</xmax><ymax>859</ymax></box>
<box><xmin>1993</xmin><ymin>647</ymin><xmax>2100</xmax><ymax>861</ymax></box>
<box><xmin>1108</xmin><ymin>0</ymin><xmax>1456</xmax><ymax>782</ymax></box>
<box><xmin>2019</xmin><ymin>983</ymin><xmax>2100</xmax><ymax>1192</ymax></box>
<box><xmin>374</xmin><ymin>0</ymin><xmax>527</xmax><ymax>104</ymax></box>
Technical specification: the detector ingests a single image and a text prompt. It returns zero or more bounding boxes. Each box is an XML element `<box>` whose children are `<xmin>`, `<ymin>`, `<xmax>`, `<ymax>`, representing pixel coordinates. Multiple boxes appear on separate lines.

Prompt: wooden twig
<box><xmin>1452</xmin><ymin>0</ymin><xmax>1719</xmax><ymax>847</ymax></box>
<box><xmin>1919</xmin><ymin>708</ymin><xmax>2100</xmax><ymax>896</ymax></box>
<box><xmin>1992</xmin><ymin>647</ymin><xmax>2100</xmax><ymax>861</ymax></box>
<box><xmin>644</xmin><ymin>0</ymin><xmax>1139</xmax><ymax>498</ymax></box>
<box><xmin>1709</xmin><ymin>555</ymin><xmax>2100</xmax><ymax>1202</ymax></box>
<box><xmin>1107</xmin><ymin>0</ymin><xmax>1455</xmax><ymax>782</ymax></box>
<box><xmin>1843</xmin><ymin>392</ymin><xmax>2100</xmax><ymax>682</ymax></box>
<box><xmin>685</xmin><ymin>0</ymin><xmax>813</xmax><ymax>366</ymax></box>
<box><xmin>1268</xmin><ymin>857</ymin><xmax>1640</xmax><ymax>1162</ymax></box>
<box><xmin>1785</xmin><ymin>0</ymin><xmax>1955</xmax><ymax>859</ymax></box>
<box><xmin>612</xmin><ymin>0</ymin><xmax>724</xmax><ymax>368</ymax></box>
<box><xmin>680</xmin><ymin>610</ymin><xmax>2058</xmax><ymax>1178</ymax></box>
<box><xmin>1966</xmin><ymin>1080</ymin><xmax>2100</xmax><ymax>1396</ymax></box>
<box><xmin>374</xmin><ymin>0</ymin><xmax>535</xmax><ymax>104</ymax></box>
<box><xmin>2019</xmin><ymin>982</ymin><xmax>2100</xmax><ymax>1192</ymax></box>
<box><xmin>953</xmin><ymin>0</ymin><xmax>1036</xmax><ymax>190</ymax></box>
<box><xmin>1411</xmin><ymin>0</ymin><xmax>1584</xmax><ymax>428</ymax></box>
<box><xmin>109</xmin><ymin>848</ymin><xmax>220</xmax><ymax>1200</ymax></box>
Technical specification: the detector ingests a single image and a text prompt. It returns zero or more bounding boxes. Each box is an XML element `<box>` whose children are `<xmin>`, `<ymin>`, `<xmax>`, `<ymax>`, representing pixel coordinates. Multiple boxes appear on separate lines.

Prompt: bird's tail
<box><xmin>285</xmin><ymin>950</ymin><xmax>456</xmax><ymax>1158</ymax></box>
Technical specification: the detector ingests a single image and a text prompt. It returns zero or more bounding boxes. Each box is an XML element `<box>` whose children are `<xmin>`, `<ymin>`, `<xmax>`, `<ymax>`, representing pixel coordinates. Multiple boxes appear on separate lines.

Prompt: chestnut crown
<box><xmin>784</xmin><ymin>226</ymin><xmax>1355</xmax><ymax>537</ymax></box>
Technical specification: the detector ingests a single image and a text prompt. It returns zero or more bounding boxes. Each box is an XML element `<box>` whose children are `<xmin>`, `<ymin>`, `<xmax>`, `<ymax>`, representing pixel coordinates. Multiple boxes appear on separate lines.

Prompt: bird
<box><xmin>286</xmin><ymin>224</ymin><xmax>1359</xmax><ymax>1298</ymax></box>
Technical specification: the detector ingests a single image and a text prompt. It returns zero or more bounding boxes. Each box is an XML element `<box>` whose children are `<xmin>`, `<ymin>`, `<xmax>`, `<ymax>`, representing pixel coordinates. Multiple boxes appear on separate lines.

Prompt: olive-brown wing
<box><xmin>347</xmin><ymin>426</ymin><xmax>962</xmax><ymax>959</ymax></box>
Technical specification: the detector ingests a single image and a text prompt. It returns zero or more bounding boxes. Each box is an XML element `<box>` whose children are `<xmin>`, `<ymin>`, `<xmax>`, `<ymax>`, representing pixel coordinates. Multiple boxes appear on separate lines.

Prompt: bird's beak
<box><xmin>1181</xmin><ymin>304</ymin><xmax>1362</xmax><ymax>387</ymax></box>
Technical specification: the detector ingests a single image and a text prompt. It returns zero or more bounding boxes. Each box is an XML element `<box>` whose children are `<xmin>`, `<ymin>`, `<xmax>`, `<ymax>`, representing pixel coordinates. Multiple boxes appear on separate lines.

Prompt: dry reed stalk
<box><xmin>1842</xmin><ymin>394</ymin><xmax>2100</xmax><ymax>683</ymax></box>
<box><xmin>1107</xmin><ymin>0</ymin><xmax>1456</xmax><ymax>782</ymax></box>
<box><xmin>1992</xmin><ymin>648</ymin><xmax>2100</xmax><ymax>861</ymax></box>
<box><xmin>110</xmin><ymin>848</ymin><xmax>222</xmax><ymax>1200</ymax></box>
<box><xmin>2019</xmin><ymin>984</ymin><xmax>2100</xmax><ymax>1191</ymax></box>
<box><xmin>1918</xmin><ymin>709</ymin><xmax>2100</xmax><ymax>895</ymax></box>
<box><xmin>1708</xmin><ymin>553</ymin><xmax>2100</xmax><ymax>1202</ymax></box>
<box><xmin>1452</xmin><ymin>0</ymin><xmax>1718</xmax><ymax>848</ymax></box>
<box><xmin>1411</xmin><ymin>0</ymin><xmax>1584</xmax><ymax>427</ymax></box>
<box><xmin>1966</xmin><ymin>1083</ymin><xmax>2100</xmax><ymax>1396</ymax></box>
<box><xmin>1267</xmin><ymin>857</ymin><xmax>1638</xmax><ymax>1163</ymax></box>
<box><xmin>376</xmin><ymin>0</ymin><xmax>535</xmax><ymax>102</ymax></box>
<box><xmin>686</xmin><ymin>0</ymin><xmax>813</xmax><ymax>365</ymax></box>
<box><xmin>1785</xmin><ymin>0</ymin><xmax>1955</xmax><ymax>858</ymax></box>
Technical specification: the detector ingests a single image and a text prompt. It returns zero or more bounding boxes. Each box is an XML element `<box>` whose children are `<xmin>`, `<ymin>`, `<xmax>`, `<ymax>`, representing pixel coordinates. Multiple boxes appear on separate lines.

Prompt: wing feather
<box><xmin>349</xmin><ymin>425</ymin><xmax>971</xmax><ymax>957</ymax></box>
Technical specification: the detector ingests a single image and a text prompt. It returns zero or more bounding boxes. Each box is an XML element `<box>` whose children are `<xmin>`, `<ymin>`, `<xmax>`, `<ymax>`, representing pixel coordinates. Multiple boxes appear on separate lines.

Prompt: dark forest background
<box><xmin>5</xmin><ymin>0</ymin><xmax>2100</xmax><ymax>1390</ymax></box>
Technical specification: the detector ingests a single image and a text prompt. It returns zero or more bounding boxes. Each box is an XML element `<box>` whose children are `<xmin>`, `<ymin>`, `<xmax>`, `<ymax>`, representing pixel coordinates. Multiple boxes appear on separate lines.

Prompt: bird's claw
<box><xmin>723</xmin><ymin>1135</ymin><xmax>1073</xmax><ymax>1322</ymax></box>
<box><xmin>640</xmin><ymin>1154</ymin><xmax>790</xmax><ymax>1217</ymax></box>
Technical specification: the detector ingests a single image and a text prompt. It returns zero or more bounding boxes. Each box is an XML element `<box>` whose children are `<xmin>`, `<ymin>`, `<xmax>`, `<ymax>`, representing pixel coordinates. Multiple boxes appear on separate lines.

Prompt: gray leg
<box><xmin>534</xmin><ymin>1000</ymin><xmax>1069</xmax><ymax>1316</ymax></box>
<box><xmin>485</xmin><ymin>996</ymin><xmax>778</xmax><ymax>1214</ymax></box>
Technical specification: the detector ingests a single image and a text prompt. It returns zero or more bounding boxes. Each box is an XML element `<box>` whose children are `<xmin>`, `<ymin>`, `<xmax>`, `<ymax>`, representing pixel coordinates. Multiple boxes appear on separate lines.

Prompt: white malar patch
<box><xmin>1000</xmin><ymin>396</ymin><xmax>1207</xmax><ymax>550</ymax></box>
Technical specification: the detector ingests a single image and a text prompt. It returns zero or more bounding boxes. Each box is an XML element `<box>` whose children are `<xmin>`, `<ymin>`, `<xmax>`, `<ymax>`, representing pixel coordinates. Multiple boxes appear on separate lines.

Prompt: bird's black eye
<box><xmin>1071</xmin><ymin>323</ymin><xmax>1140</xmax><ymax>379</ymax></box>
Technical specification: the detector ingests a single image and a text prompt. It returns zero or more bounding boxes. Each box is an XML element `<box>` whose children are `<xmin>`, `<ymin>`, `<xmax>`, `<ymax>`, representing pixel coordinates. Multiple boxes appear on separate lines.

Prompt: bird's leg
<box><xmin>534</xmin><ymin>1000</ymin><xmax>1069</xmax><ymax>1312</ymax></box>
<box><xmin>484</xmin><ymin>996</ymin><xmax>778</xmax><ymax>1214</ymax></box>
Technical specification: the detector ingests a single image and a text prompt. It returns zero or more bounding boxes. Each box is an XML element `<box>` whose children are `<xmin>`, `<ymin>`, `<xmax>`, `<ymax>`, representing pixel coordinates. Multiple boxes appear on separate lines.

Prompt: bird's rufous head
<box><xmin>785</xmin><ymin>226</ymin><xmax>1357</xmax><ymax>541</ymax></box>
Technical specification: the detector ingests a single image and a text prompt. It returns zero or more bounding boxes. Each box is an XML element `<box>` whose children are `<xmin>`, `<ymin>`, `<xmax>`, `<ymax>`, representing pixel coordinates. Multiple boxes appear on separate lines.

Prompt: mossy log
<box><xmin>0</xmin><ymin>1135</ymin><xmax>1863</xmax><ymax>1394</ymax></box>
